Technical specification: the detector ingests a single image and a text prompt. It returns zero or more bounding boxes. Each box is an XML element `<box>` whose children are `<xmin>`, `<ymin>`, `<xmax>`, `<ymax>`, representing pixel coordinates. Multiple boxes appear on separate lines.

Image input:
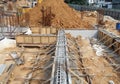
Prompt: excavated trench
<box><xmin>65</xmin><ymin>29</ymin><xmax>120</xmax><ymax>84</ymax></box>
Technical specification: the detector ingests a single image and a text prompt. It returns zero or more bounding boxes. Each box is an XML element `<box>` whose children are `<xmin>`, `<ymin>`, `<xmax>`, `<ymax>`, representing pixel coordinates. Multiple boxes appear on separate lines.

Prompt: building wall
<box><xmin>88</xmin><ymin>0</ymin><xmax>106</xmax><ymax>4</ymax></box>
<box><xmin>112</xmin><ymin>5</ymin><xmax>120</xmax><ymax>9</ymax></box>
<box><xmin>88</xmin><ymin>0</ymin><xmax>112</xmax><ymax>8</ymax></box>
<box><xmin>112</xmin><ymin>0</ymin><xmax>120</xmax><ymax>3</ymax></box>
<box><xmin>65</xmin><ymin>30</ymin><xmax>98</xmax><ymax>38</ymax></box>
<box><xmin>112</xmin><ymin>0</ymin><xmax>120</xmax><ymax>9</ymax></box>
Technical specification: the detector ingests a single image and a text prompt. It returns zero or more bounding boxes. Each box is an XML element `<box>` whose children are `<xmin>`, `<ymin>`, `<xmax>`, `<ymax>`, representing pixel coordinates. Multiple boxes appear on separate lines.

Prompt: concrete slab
<box><xmin>65</xmin><ymin>30</ymin><xmax>98</xmax><ymax>38</ymax></box>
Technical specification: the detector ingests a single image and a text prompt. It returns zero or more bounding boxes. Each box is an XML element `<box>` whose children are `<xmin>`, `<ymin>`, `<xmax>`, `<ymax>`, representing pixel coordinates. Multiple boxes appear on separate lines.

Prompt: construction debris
<box><xmin>0</xmin><ymin>0</ymin><xmax>120</xmax><ymax>84</ymax></box>
<box><xmin>66</xmin><ymin>33</ymin><xmax>120</xmax><ymax>84</ymax></box>
<box><xmin>10</xmin><ymin>51</ymin><xmax>24</xmax><ymax>65</ymax></box>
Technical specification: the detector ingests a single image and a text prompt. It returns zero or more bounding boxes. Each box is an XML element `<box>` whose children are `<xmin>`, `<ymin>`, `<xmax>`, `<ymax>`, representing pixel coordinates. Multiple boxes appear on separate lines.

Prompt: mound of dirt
<box><xmin>29</xmin><ymin>0</ymin><xmax>92</xmax><ymax>29</ymax></box>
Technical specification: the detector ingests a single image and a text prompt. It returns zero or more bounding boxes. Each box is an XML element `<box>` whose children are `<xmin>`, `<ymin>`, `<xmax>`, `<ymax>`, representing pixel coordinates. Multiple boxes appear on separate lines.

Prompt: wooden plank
<box><xmin>105</xmin><ymin>36</ymin><xmax>113</xmax><ymax>47</ymax></box>
<box><xmin>98</xmin><ymin>30</ymin><xmax>114</xmax><ymax>47</ymax></box>
<box><xmin>114</xmin><ymin>41</ymin><xmax>120</xmax><ymax>55</ymax></box>
<box><xmin>49</xmin><ymin>36</ymin><xmax>56</xmax><ymax>43</ymax></box>
<box><xmin>24</xmin><ymin>36</ymin><xmax>32</xmax><ymax>43</ymax></box>
<box><xmin>30</xmin><ymin>27</ymin><xmax>57</xmax><ymax>34</ymax></box>
<box><xmin>30</xmin><ymin>27</ymin><xmax>40</xmax><ymax>34</ymax></box>
<box><xmin>16</xmin><ymin>35</ymin><xmax>57</xmax><ymax>46</ymax></box>
<box><xmin>41</xmin><ymin>36</ymin><xmax>49</xmax><ymax>44</ymax></box>
<box><xmin>33</xmin><ymin>36</ymin><xmax>40</xmax><ymax>44</ymax></box>
<box><xmin>51</xmin><ymin>28</ymin><xmax>57</xmax><ymax>34</ymax></box>
<box><xmin>16</xmin><ymin>35</ymin><xmax>24</xmax><ymax>43</ymax></box>
<box><xmin>98</xmin><ymin>31</ymin><xmax>101</xmax><ymax>40</ymax></box>
<box><xmin>18</xmin><ymin>44</ymin><xmax>49</xmax><ymax>47</ymax></box>
<box><xmin>98</xmin><ymin>29</ymin><xmax>120</xmax><ymax>55</ymax></box>
<box><xmin>68</xmin><ymin>68</ymin><xmax>88</xmax><ymax>84</ymax></box>
<box><xmin>46</xmin><ymin>27</ymin><xmax>51</xmax><ymax>34</ymax></box>
<box><xmin>41</xmin><ymin>28</ymin><xmax>46</xmax><ymax>34</ymax></box>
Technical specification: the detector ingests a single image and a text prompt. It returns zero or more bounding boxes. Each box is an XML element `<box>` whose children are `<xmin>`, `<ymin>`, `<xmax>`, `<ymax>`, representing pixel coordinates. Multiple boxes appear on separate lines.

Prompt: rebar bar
<box><xmin>51</xmin><ymin>30</ymin><xmax>71</xmax><ymax>84</ymax></box>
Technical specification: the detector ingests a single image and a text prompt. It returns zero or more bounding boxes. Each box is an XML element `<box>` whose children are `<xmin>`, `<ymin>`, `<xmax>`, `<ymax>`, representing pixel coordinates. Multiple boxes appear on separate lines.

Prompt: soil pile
<box><xmin>29</xmin><ymin>0</ymin><xmax>92</xmax><ymax>29</ymax></box>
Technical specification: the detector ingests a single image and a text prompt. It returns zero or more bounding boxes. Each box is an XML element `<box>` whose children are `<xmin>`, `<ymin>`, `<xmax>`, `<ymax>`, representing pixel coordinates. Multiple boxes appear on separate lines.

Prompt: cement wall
<box><xmin>65</xmin><ymin>30</ymin><xmax>98</xmax><ymax>38</ymax></box>
<box><xmin>65</xmin><ymin>29</ymin><xmax>120</xmax><ymax>56</ymax></box>
<box><xmin>16</xmin><ymin>34</ymin><xmax>57</xmax><ymax>47</ymax></box>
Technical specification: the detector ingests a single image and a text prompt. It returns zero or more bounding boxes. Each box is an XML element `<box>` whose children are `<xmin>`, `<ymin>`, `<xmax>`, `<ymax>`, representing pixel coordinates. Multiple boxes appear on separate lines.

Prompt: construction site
<box><xmin>0</xmin><ymin>0</ymin><xmax>120</xmax><ymax>84</ymax></box>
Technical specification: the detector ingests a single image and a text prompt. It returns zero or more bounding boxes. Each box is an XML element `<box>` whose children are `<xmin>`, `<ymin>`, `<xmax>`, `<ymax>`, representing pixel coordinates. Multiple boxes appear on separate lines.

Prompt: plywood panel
<box><xmin>16</xmin><ymin>34</ymin><xmax>56</xmax><ymax>47</ymax></box>
<box><xmin>46</xmin><ymin>28</ymin><xmax>51</xmax><ymax>34</ymax></box>
<box><xmin>24</xmin><ymin>36</ymin><xmax>32</xmax><ymax>43</ymax></box>
<box><xmin>33</xmin><ymin>37</ymin><xmax>40</xmax><ymax>44</ymax></box>
<box><xmin>31</xmin><ymin>27</ymin><xmax>40</xmax><ymax>34</ymax></box>
<box><xmin>102</xmin><ymin>33</ymin><xmax>106</xmax><ymax>42</ymax></box>
<box><xmin>31</xmin><ymin>28</ymin><xmax>40</xmax><ymax>34</ymax></box>
<box><xmin>98</xmin><ymin>31</ymin><xmax>104</xmax><ymax>41</ymax></box>
<box><xmin>98</xmin><ymin>31</ymin><xmax>101</xmax><ymax>40</ymax></box>
<box><xmin>114</xmin><ymin>42</ymin><xmax>120</xmax><ymax>55</ymax></box>
<box><xmin>41</xmin><ymin>36</ymin><xmax>49</xmax><ymax>44</ymax></box>
<box><xmin>51</xmin><ymin>28</ymin><xmax>57</xmax><ymax>34</ymax></box>
<box><xmin>31</xmin><ymin>27</ymin><xmax>57</xmax><ymax>34</ymax></box>
<box><xmin>98</xmin><ymin>29</ymin><xmax>120</xmax><ymax>55</ymax></box>
<box><xmin>41</xmin><ymin>28</ymin><xmax>46</xmax><ymax>34</ymax></box>
<box><xmin>49</xmin><ymin>36</ymin><xmax>56</xmax><ymax>43</ymax></box>
<box><xmin>16</xmin><ymin>35</ymin><xmax>24</xmax><ymax>43</ymax></box>
<box><xmin>105</xmin><ymin>38</ymin><xmax>113</xmax><ymax>47</ymax></box>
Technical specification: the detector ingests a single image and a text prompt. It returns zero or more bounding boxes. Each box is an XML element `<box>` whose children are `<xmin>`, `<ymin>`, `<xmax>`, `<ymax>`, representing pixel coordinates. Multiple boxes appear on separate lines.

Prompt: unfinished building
<box><xmin>0</xmin><ymin>0</ymin><xmax>120</xmax><ymax>84</ymax></box>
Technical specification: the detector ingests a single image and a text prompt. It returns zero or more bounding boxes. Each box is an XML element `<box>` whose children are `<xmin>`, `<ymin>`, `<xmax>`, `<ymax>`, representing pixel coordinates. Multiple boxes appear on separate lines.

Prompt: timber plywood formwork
<box><xmin>16</xmin><ymin>34</ymin><xmax>56</xmax><ymax>47</ymax></box>
<box><xmin>98</xmin><ymin>28</ymin><xmax>120</xmax><ymax>55</ymax></box>
<box><xmin>98</xmin><ymin>29</ymin><xmax>114</xmax><ymax>47</ymax></box>
<box><xmin>114</xmin><ymin>39</ymin><xmax>120</xmax><ymax>55</ymax></box>
<box><xmin>30</xmin><ymin>27</ymin><xmax>57</xmax><ymax>34</ymax></box>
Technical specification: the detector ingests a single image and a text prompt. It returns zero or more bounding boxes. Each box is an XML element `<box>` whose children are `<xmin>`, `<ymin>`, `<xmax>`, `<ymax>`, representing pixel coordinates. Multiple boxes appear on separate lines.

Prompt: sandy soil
<box><xmin>0</xmin><ymin>45</ymin><xmax>53</xmax><ymax>84</ymax></box>
<box><xmin>81</xmin><ymin>11</ymin><xmax>120</xmax><ymax>36</ymax></box>
<box><xmin>29</xmin><ymin>0</ymin><xmax>92</xmax><ymax>29</ymax></box>
<box><xmin>8</xmin><ymin>47</ymin><xmax>53</xmax><ymax>84</ymax></box>
<box><xmin>0</xmin><ymin>32</ymin><xmax>120</xmax><ymax>84</ymax></box>
<box><xmin>2</xmin><ymin>0</ymin><xmax>120</xmax><ymax>36</ymax></box>
<box><xmin>66</xmin><ymin>34</ymin><xmax>120</xmax><ymax>84</ymax></box>
<box><xmin>29</xmin><ymin>2</ymin><xmax>120</xmax><ymax>35</ymax></box>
